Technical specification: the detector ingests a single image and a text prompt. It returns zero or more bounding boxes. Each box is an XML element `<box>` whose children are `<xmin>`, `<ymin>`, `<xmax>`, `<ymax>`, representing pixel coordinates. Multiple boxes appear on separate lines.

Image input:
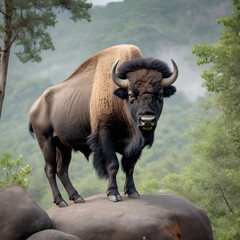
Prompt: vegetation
<box><xmin>0</xmin><ymin>0</ymin><xmax>92</xmax><ymax>118</ymax></box>
<box><xmin>0</xmin><ymin>152</ymin><xmax>31</xmax><ymax>190</ymax></box>
<box><xmin>161</xmin><ymin>1</ymin><xmax>240</xmax><ymax>239</ymax></box>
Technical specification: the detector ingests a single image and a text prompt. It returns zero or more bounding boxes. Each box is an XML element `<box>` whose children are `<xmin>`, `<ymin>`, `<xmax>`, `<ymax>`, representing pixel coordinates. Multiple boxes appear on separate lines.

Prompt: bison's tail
<box><xmin>87</xmin><ymin>133</ymin><xmax>108</xmax><ymax>179</ymax></box>
<box><xmin>28</xmin><ymin>122</ymin><xmax>35</xmax><ymax>138</ymax></box>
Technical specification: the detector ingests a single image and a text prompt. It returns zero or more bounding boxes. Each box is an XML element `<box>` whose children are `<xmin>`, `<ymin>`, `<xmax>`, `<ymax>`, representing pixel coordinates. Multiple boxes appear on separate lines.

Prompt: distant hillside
<box><xmin>7</xmin><ymin>0</ymin><xmax>232</xmax><ymax>102</ymax></box>
<box><xmin>70</xmin><ymin>0</ymin><xmax>232</xmax><ymax>58</ymax></box>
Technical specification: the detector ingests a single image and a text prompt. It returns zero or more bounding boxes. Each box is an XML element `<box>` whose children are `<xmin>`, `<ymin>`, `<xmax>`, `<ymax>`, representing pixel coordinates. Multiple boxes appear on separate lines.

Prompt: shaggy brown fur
<box><xmin>89</xmin><ymin>45</ymin><xmax>142</xmax><ymax>133</ymax></box>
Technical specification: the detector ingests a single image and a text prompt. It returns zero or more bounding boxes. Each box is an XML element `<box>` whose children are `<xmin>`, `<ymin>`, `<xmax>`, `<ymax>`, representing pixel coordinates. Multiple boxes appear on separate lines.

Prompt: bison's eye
<box><xmin>128</xmin><ymin>90</ymin><xmax>136</xmax><ymax>104</ymax></box>
<box><xmin>156</xmin><ymin>89</ymin><xmax>164</xmax><ymax>101</ymax></box>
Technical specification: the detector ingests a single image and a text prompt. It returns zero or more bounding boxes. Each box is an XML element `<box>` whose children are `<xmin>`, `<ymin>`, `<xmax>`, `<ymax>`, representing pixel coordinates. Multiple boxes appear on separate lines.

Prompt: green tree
<box><xmin>161</xmin><ymin>0</ymin><xmax>240</xmax><ymax>239</ymax></box>
<box><xmin>0</xmin><ymin>152</ymin><xmax>31</xmax><ymax>189</ymax></box>
<box><xmin>0</xmin><ymin>0</ymin><xmax>92</xmax><ymax>118</ymax></box>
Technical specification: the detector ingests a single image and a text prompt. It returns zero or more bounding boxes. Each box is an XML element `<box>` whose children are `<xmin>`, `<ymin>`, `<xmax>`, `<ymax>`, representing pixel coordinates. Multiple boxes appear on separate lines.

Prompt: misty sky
<box><xmin>90</xmin><ymin>0</ymin><xmax>123</xmax><ymax>6</ymax></box>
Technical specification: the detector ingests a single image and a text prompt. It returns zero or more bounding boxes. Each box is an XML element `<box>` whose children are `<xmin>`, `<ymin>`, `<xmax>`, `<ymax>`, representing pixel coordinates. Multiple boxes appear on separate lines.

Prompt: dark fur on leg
<box><xmin>121</xmin><ymin>155</ymin><xmax>140</xmax><ymax>197</ymax></box>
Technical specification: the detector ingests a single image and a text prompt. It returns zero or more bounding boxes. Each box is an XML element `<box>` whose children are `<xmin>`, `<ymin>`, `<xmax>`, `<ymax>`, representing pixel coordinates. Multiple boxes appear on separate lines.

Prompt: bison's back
<box><xmin>30</xmin><ymin>45</ymin><xmax>142</xmax><ymax>143</ymax></box>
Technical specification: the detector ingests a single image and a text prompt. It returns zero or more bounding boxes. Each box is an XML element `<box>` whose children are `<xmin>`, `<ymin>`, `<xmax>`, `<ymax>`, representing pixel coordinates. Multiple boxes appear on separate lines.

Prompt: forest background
<box><xmin>0</xmin><ymin>0</ymin><xmax>237</xmax><ymax>239</ymax></box>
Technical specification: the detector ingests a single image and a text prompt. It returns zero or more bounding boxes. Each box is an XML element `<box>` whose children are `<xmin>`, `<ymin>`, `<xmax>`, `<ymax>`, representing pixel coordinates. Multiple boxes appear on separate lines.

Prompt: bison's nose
<box><xmin>138</xmin><ymin>115</ymin><xmax>156</xmax><ymax>131</ymax></box>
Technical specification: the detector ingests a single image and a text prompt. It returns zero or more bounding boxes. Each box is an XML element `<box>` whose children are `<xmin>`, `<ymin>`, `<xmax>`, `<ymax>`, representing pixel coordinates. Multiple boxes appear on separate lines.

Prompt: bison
<box><xmin>29</xmin><ymin>45</ymin><xmax>178</xmax><ymax>207</ymax></box>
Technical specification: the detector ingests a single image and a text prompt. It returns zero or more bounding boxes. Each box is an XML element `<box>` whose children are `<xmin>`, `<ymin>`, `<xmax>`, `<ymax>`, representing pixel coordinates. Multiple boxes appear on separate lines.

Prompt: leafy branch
<box><xmin>0</xmin><ymin>153</ymin><xmax>32</xmax><ymax>190</ymax></box>
<box><xmin>216</xmin><ymin>184</ymin><xmax>234</xmax><ymax>214</ymax></box>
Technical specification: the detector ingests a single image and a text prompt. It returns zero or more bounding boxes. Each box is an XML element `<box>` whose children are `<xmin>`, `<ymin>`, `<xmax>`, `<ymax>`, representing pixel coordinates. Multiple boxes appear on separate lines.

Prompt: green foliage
<box><xmin>161</xmin><ymin>1</ymin><xmax>240</xmax><ymax>239</ymax></box>
<box><xmin>0</xmin><ymin>153</ymin><xmax>31</xmax><ymax>190</ymax></box>
<box><xmin>219</xmin><ymin>211</ymin><xmax>240</xmax><ymax>240</ymax></box>
<box><xmin>137</xmin><ymin>179</ymin><xmax>161</xmax><ymax>194</ymax></box>
<box><xmin>0</xmin><ymin>0</ymin><xmax>92</xmax><ymax>63</ymax></box>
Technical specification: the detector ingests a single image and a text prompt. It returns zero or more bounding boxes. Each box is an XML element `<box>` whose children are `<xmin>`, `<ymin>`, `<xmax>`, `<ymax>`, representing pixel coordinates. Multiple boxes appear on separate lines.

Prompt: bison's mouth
<box><xmin>142</xmin><ymin>126</ymin><xmax>153</xmax><ymax>131</ymax></box>
<box><xmin>138</xmin><ymin>115</ymin><xmax>156</xmax><ymax>132</ymax></box>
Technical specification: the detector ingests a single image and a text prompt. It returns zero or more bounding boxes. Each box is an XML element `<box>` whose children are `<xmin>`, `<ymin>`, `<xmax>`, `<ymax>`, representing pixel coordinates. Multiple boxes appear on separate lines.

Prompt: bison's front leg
<box><xmin>122</xmin><ymin>155</ymin><xmax>140</xmax><ymax>199</ymax></box>
<box><xmin>96</xmin><ymin>128</ymin><xmax>122</xmax><ymax>202</ymax></box>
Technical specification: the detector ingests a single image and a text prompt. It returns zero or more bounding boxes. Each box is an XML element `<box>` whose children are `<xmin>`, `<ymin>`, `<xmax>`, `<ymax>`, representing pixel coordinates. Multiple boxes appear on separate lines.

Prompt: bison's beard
<box><xmin>124</xmin><ymin>128</ymin><xmax>155</xmax><ymax>158</ymax></box>
<box><xmin>124</xmin><ymin>132</ymin><xmax>144</xmax><ymax>158</ymax></box>
<box><xmin>141</xmin><ymin>128</ymin><xmax>155</xmax><ymax>148</ymax></box>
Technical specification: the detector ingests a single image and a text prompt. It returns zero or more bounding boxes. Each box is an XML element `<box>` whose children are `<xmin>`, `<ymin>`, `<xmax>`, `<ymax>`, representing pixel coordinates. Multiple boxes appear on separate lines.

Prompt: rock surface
<box><xmin>26</xmin><ymin>229</ymin><xmax>81</xmax><ymax>240</ymax></box>
<box><xmin>0</xmin><ymin>187</ymin><xmax>52</xmax><ymax>240</ymax></box>
<box><xmin>47</xmin><ymin>193</ymin><xmax>214</xmax><ymax>240</ymax></box>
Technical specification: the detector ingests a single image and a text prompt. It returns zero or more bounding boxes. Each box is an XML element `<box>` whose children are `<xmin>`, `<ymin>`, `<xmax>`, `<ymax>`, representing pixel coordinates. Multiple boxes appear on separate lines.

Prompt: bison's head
<box><xmin>112</xmin><ymin>58</ymin><xmax>178</xmax><ymax>145</ymax></box>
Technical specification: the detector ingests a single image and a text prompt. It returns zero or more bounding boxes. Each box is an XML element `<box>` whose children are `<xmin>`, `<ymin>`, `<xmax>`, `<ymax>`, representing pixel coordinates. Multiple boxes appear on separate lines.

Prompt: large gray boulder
<box><xmin>26</xmin><ymin>229</ymin><xmax>81</xmax><ymax>240</ymax></box>
<box><xmin>47</xmin><ymin>194</ymin><xmax>213</xmax><ymax>240</ymax></box>
<box><xmin>0</xmin><ymin>187</ymin><xmax>52</xmax><ymax>240</ymax></box>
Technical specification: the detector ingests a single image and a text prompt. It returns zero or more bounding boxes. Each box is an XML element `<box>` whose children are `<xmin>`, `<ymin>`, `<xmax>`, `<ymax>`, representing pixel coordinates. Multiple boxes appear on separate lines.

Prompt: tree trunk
<box><xmin>0</xmin><ymin>0</ymin><xmax>13</xmax><ymax>119</ymax></box>
<box><xmin>0</xmin><ymin>46</ymin><xmax>11</xmax><ymax>119</ymax></box>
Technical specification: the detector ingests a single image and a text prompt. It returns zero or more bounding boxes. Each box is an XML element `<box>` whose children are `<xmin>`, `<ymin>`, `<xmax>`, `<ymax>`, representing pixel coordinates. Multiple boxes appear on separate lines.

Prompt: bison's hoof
<box><xmin>74</xmin><ymin>196</ymin><xmax>85</xmax><ymax>203</ymax></box>
<box><xmin>117</xmin><ymin>194</ymin><xmax>122</xmax><ymax>201</ymax></box>
<box><xmin>109</xmin><ymin>194</ymin><xmax>122</xmax><ymax>202</ymax></box>
<box><xmin>58</xmin><ymin>200</ymin><xmax>68</xmax><ymax>207</ymax></box>
<box><xmin>128</xmin><ymin>192</ymin><xmax>140</xmax><ymax>199</ymax></box>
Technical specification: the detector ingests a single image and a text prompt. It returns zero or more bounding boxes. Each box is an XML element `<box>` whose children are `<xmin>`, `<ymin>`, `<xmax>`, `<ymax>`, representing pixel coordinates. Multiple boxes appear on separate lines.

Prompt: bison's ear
<box><xmin>114</xmin><ymin>88</ymin><xmax>128</xmax><ymax>99</ymax></box>
<box><xmin>163</xmin><ymin>86</ymin><xmax>176</xmax><ymax>98</ymax></box>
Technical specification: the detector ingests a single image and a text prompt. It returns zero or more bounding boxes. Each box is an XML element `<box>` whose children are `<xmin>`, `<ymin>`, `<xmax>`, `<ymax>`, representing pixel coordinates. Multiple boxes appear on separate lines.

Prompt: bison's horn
<box><xmin>112</xmin><ymin>59</ymin><xmax>129</xmax><ymax>89</ymax></box>
<box><xmin>162</xmin><ymin>59</ymin><xmax>178</xmax><ymax>88</ymax></box>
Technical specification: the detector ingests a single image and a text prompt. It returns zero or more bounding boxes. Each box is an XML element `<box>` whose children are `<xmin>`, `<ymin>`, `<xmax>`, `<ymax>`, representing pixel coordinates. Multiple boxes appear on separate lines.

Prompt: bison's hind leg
<box><xmin>55</xmin><ymin>137</ymin><xmax>85</xmax><ymax>204</ymax></box>
<box><xmin>37</xmin><ymin>135</ymin><xmax>67</xmax><ymax>207</ymax></box>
